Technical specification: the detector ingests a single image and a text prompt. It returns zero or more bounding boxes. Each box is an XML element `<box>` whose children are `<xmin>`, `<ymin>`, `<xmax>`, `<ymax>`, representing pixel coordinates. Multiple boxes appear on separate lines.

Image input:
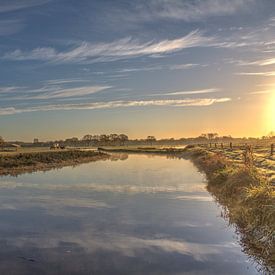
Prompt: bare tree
<box><xmin>118</xmin><ymin>134</ymin><xmax>128</xmax><ymax>146</ymax></box>
<box><xmin>110</xmin><ymin>134</ymin><xmax>119</xmax><ymax>146</ymax></box>
<box><xmin>0</xmin><ymin>136</ymin><xmax>4</xmax><ymax>149</ymax></box>
<box><xmin>146</xmin><ymin>136</ymin><xmax>156</xmax><ymax>146</ymax></box>
<box><xmin>99</xmin><ymin>134</ymin><xmax>110</xmax><ymax>146</ymax></box>
<box><xmin>82</xmin><ymin>134</ymin><xmax>93</xmax><ymax>146</ymax></box>
<box><xmin>207</xmin><ymin>133</ymin><xmax>218</xmax><ymax>140</ymax></box>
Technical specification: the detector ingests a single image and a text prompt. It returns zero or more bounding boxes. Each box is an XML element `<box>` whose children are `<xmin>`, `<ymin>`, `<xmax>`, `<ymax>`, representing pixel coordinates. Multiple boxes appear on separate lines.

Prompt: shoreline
<box><xmin>0</xmin><ymin>146</ymin><xmax>273</xmax><ymax>271</ymax></box>
<box><xmin>181</xmin><ymin>146</ymin><xmax>274</xmax><ymax>273</ymax></box>
<box><xmin>98</xmin><ymin>146</ymin><xmax>275</xmax><ymax>272</ymax></box>
<box><xmin>0</xmin><ymin>150</ymin><xmax>110</xmax><ymax>176</ymax></box>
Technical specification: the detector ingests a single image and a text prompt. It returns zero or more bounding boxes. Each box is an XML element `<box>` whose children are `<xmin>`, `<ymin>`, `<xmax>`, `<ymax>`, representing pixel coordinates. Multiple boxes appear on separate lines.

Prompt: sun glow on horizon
<box><xmin>266</xmin><ymin>90</ymin><xmax>275</xmax><ymax>133</ymax></box>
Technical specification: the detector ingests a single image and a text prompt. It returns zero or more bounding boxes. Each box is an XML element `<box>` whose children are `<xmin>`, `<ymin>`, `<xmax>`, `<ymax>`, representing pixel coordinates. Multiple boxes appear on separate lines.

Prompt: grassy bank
<box><xmin>182</xmin><ymin>146</ymin><xmax>275</xmax><ymax>272</ymax></box>
<box><xmin>0</xmin><ymin>150</ymin><xmax>109</xmax><ymax>176</ymax></box>
<box><xmin>98</xmin><ymin>146</ymin><xmax>185</xmax><ymax>154</ymax></box>
<box><xmin>100</xmin><ymin>145</ymin><xmax>274</xmax><ymax>271</ymax></box>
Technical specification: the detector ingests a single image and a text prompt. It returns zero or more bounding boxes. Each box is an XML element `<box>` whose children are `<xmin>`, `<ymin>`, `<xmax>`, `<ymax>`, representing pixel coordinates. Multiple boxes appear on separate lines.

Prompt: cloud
<box><xmin>0</xmin><ymin>86</ymin><xmax>21</xmax><ymax>93</ymax></box>
<box><xmin>0</xmin><ymin>19</ymin><xmax>25</xmax><ymax>36</ymax></box>
<box><xmin>229</xmin><ymin>57</ymin><xmax>275</xmax><ymax>66</ymax></box>
<box><xmin>143</xmin><ymin>0</ymin><xmax>255</xmax><ymax>22</ymax></box>
<box><xmin>0</xmin><ymin>0</ymin><xmax>51</xmax><ymax>13</ymax></box>
<box><xmin>30</xmin><ymin>86</ymin><xmax>111</xmax><ymax>99</ymax></box>
<box><xmin>3</xmin><ymin>30</ymin><xmax>212</xmax><ymax>63</ymax></box>
<box><xmin>250</xmin><ymin>90</ymin><xmax>274</xmax><ymax>95</ymax></box>
<box><xmin>0</xmin><ymin>97</ymin><xmax>231</xmax><ymax>115</ymax></box>
<box><xmin>169</xmin><ymin>63</ymin><xmax>202</xmax><ymax>70</ymax></box>
<box><xmin>153</xmin><ymin>88</ymin><xmax>220</xmax><ymax>96</ymax></box>
<box><xmin>45</xmin><ymin>79</ymin><xmax>89</xmax><ymax>85</ymax></box>
<box><xmin>247</xmin><ymin>57</ymin><xmax>275</xmax><ymax>66</ymax></box>
<box><xmin>0</xmin><ymin>85</ymin><xmax>111</xmax><ymax>100</ymax></box>
<box><xmin>174</xmin><ymin>195</ymin><xmax>213</xmax><ymax>202</ymax></box>
<box><xmin>236</xmin><ymin>71</ymin><xmax>275</xmax><ymax>76</ymax></box>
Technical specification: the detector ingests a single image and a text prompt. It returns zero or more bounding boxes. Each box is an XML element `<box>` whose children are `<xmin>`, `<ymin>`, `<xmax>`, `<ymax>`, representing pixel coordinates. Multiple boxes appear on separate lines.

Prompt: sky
<box><xmin>0</xmin><ymin>0</ymin><xmax>275</xmax><ymax>141</ymax></box>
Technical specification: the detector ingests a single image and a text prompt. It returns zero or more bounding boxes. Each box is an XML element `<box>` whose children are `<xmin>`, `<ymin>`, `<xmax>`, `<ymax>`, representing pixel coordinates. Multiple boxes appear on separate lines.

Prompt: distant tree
<box><xmin>146</xmin><ymin>136</ymin><xmax>156</xmax><ymax>146</ymax></box>
<box><xmin>196</xmin><ymin>134</ymin><xmax>208</xmax><ymax>142</ymax></box>
<box><xmin>82</xmin><ymin>134</ymin><xmax>94</xmax><ymax>146</ymax></box>
<box><xmin>0</xmin><ymin>136</ymin><xmax>4</xmax><ymax>148</ymax></box>
<box><xmin>91</xmin><ymin>135</ymin><xmax>100</xmax><ymax>145</ymax></box>
<box><xmin>109</xmin><ymin>134</ymin><xmax>119</xmax><ymax>145</ymax></box>
<box><xmin>118</xmin><ymin>134</ymin><xmax>128</xmax><ymax>146</ymax></box>
<box><xmin>65</xmin><ymin>137</ymin><xmax>79</xmax><ymax>146</ymax></box>
<box><xmin>99</xmin><ymin>134</ymin><xmax>110</xmax><ymax>145</ymax></box>
<box><xmin>207</xmin><ymin>133</ymin><xmax>218</xmax><ymax>140</ymax></box>
<box><xmin>82</xmin><ymin>134</ymin><xmax>93</xmax><ymax>141</ymax></box>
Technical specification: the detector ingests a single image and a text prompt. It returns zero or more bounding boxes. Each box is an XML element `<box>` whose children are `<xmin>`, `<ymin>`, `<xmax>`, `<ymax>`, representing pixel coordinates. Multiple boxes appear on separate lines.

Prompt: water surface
<box><xmin>0</xmin><ymin>154</ymin><xmax>259</xmax><ymax>274</ymax></box>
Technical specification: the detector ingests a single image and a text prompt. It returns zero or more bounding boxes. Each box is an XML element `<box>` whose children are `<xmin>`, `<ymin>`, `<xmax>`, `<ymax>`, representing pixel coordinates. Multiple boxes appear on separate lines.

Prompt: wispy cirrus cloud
<box><xmin>143</xmin><ymin>0</ymin><xmax>255</xmax><ymax>22</ymax></box>
<box><xmin>152</xmin><ymin>88</ymin><xmax>219</xmax><ymax>96</ymax></box>
<box><xmin>244</xmin><ymin>57</ymin><xmax>275</xmax><ymax>66</ymax></box>
<box><xmin>30</xmin><ymin>85</ymin><xmax>111</xmax><ymax>99</ymax></box>
<box><xmin>0</xmin><ymin>85</ymin><xmax>111</xmax><ymax>100</ymax></box>
<box><xmin>249</xmin><ymin>90</ymin><xmax>274</xmax><ymax>95</ymax></box>
<box><xmin>228</xmin><ymin>57</ymin><xmax>275</xmax><ymax>66</ymax></box>
<box><xmin>0</xmin><ymin>97</ymin><xmax>231</xmax><ymax>115</ymax></box>
<box><xmin>169</xmin><ymin>63</ymin><xmax>202</xmax><ymax>70</ymax></box>
<box><xmin>0</xmin><ymin>19</ymin><xmax>25</xmax><ymax>36</ymax></box>
<box><xmin>0</xmin><ymin>0</ymin><xmax>51</xmax><ymax>13</ymax></box>
<box><xmin>0</xmin><ymin>86</ymin><xmax>22</xmax><ymax>93</ymax></box>
<box><xmin>236</xmin><ymin>71</ymin><xmax>275</xmax><ymax>76</ymax></box>
<box><xmin>44</xmin><ymin>79</ymin><xmax>89</xmax><ymax>85</ymax></box>
<box><xmin>2</xmin><ymin>30</ymin><xmax>212</xmax><ymax>63</ymax></box>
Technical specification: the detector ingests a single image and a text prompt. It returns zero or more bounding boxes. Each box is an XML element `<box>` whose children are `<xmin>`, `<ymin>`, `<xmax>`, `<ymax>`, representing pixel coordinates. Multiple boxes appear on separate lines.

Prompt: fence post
<box><xmin>215</xmin><ymin>143</ymin><xmax>217</xmax><ymax>148</ymax></box>
<box><xmin>230</xmin><ymin>142</ymin><xmax>233</xmax><ymax>150</ymax></box>
<box><xmin>221</xmin><ymin>143</ymin><xmax>223</xmax><ymax>149</ymax></box>
<box><xmin>271</xmin><ymin>143</ymin><xmax>274</xmax><ymax>156</ymax></box>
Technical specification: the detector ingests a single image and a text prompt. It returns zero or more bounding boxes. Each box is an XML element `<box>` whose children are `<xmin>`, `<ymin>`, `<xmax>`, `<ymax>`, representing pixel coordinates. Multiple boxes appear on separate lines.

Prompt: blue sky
<box><xmin>0</xmin><ymin>0</ymin><xmax>275</xmax><ymax>141</ymax></box>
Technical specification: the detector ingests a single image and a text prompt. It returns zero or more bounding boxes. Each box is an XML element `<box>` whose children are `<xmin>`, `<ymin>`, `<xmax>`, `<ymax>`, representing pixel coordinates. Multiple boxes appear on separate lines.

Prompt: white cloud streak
<box><xmin>0</xmin><ymin>19</ymin><xmax>25</xmax><ymax>36</ymax></box>
<box><xmin>0</xmin><ymin>98</ymin><xmax>231</xmax><ymax>115</ymax></box>
<box><xmin>249</xmin><ymin>90</ymin><xmax>274</xmax><ymax>95</ymax></box>
<box><xmin>0</xmin><ymin>85</ymin><xmax>110</xmax><ymax>100</ymax></box>
<box><xmin>169</xmin><ymin>63</ymin><xmax>202</xmax><ymax>70</ymax></box>
<box><xmin>29</xmin><ymin>85</ymin><xmax>111</xmax><ymax>99</ymax></box>
<box><xmin>0</xmin><ymin>0</ymin><xmax>51</xmax><ymax>13</ymax></box>
<box><xmin>3</xmin><ymin>30</ymin><xmax>212</xmax><ymax>63</ymax></box>
<box><xmin>44</xmin><ymin>79</ymin><xmax>89</xmax><ymax>85</ymax></box>
<box><xmin>0</xmin><ymin>86</ymin><xmax>21</xmax><ymax>93</ymax></box>
<box><xmin>153</xmin><ymin>88</ymin><xmax>220</xmax><ymax>96</ymax></box>
<box><xmin>144</xmin><ymin>0</ymin><xmax>255</xmax><ymax>22</ymax></box>
<box><xmin>236</xmin><ymin>71</ymin><xmax>275</xmax><ymax>76</ymax></box>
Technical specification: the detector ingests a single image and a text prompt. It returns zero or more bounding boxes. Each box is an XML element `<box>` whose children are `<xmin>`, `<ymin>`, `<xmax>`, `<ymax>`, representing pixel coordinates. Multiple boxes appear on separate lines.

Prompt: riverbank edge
<box><xmin>181</xmin><ymin>146</ymin><xmax>275</xmax><ymax>272</ymax></box>
<box><xmin>99</xmin><ymin>146</ymin><xmax>274</xmax><ymax>271</ymax></box>
<box><xmin>0</xmin><ymin>150</ymin><xmax>110</xmax><ymax>176</ymax></box>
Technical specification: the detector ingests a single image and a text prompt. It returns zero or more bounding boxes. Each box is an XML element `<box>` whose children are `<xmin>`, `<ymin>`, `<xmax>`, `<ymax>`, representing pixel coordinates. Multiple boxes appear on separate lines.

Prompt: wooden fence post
<box><xmin>221</xmin><ymin>143</ymin><xmax>223</xmax><ymax>149</ymax></box>
<box><xmin>271</xmin><ymin>143</ymin><xmax>274</xmax><ymax>156</ymax></box>
<box><xmin>230</xmin><ymin>142</ymin><xmax>233</xmax><ymax>150</ymax></box>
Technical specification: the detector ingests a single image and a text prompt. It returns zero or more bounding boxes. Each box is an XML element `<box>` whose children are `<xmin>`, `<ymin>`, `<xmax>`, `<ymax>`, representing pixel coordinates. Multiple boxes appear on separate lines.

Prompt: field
<box><xmin>0</xmin><ymin>149</ymin><xmax>109</xmax><ymax>176</ymax></box>
<box><xmin>198</xmin><ymin>143</ymin><xmax>275</xmax><ymax>184</ymax></box>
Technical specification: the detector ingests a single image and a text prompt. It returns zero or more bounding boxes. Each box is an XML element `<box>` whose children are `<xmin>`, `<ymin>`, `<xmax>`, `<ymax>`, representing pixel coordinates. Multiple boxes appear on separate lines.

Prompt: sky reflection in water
<box><xmin>0</xmin><ymin>154</ymin><xmax>258</xmax><ymax>274</ymax></box>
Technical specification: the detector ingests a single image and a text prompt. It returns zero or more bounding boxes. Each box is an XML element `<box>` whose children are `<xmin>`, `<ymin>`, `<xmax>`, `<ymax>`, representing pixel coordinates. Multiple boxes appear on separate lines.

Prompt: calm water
<box><xmin>0</xmin><ymin>154</ymin><xmax>259</xmax><ymax>275</ymax></box>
